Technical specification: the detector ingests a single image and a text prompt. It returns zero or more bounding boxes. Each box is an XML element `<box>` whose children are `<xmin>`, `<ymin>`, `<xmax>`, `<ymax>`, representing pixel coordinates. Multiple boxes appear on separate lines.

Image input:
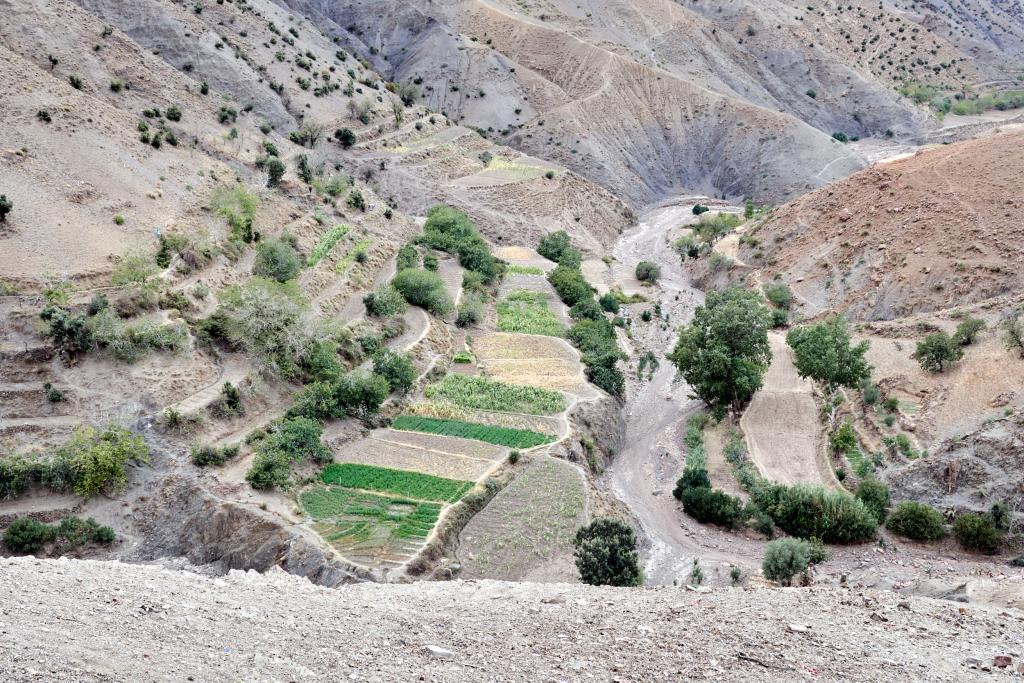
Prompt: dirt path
<box><xmin>740</xmin><ymin>333</ymin><xmax>837</xmax><ymax>488</ymax></box>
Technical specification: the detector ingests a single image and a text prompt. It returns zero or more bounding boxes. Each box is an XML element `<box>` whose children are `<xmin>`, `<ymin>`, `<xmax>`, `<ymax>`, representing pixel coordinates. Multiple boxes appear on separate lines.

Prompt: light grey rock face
<box><xmin>0</xmin><ymin>557</ymin><xmax>1018</xmax><ymax>681</ymax></box>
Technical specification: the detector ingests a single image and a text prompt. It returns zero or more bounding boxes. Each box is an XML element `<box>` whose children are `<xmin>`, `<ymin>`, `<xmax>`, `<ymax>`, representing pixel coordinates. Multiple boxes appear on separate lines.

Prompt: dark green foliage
<box><xmin>260</xmin><ymin>417</ymin><xmax>331</xmax><ymax>465</ymax></box>
<box><xmin>681</xmin><ymin>486</ymin><xmax>745</xmax><ymax>529</ymax></box>
<box><xmin>396</xmin><ymin>243</ymin><xmax>420</xmax><ymax>271</ymax></box>
<box><xmin>548</xmin><ymin>265</ymin><xmax>593</xmax><ymax>306</ymax></box>
<box><xmin>391</xmin><ymin>268</ymin><xmax>453</xmax><ymax>316</ymax></box>
<box><xmin>296</xmin><ymin>154</ymin><xmax>314</xmax><ymax>185</ymax></box>
<box><xmin>56</xmin><ymin>516</ymin><xmax>115</xmax><ymax>546</ymax></box>
<box><xmin>886</xmin><ymin>501</ymin><xmax>946</xmax><ymax>541</ymax></box>
<box><xmin>217</xmin><ymin>106</ymin><xmax>237</xmax><ymax>124</ymax></box>
<box><xmin>346</xmin><ymin>189</ymin><xmax>366</xmax><ymax>211</ymax></box>
<box><xmin>855</xmin><ymin>479</ymin><xmax>891</xmax><ymax>523</ymax></box>
<box><xmin>221</xmin><ymin>381</ymin><xmax>242</xmax><ymax>414</ymax></box>
<box><xmin>634</xmin><ymin>261</ymin><xmax>660</xmax><ymax>282</ymax></box>
<box><xmin>569</xmin><ymin>297</ymin><xmax>603</xmax><ymax>321</ymax></box>
<box><xmin>830</xmin><ymin>420</ymin><xmax>858</xmax><ymax>453</ymax></box>
<box><xmin>0</xmin><ymin>194</ymin><xmax>12</xmax><ymax>222</ymax></box>
<box><xmin>288</xmin><ymin>372</ymin><xmax>390</xmax><ymax>421</ymax></box>
<box><xmin>456</xmin><ymin>292</ymin><xmax>485</xmax><ymax>327</ymax></box>
<box><xmin>990</xmin><ymin>502</ymin><xmax>1011</xmax><ymax>532</ymax></box>
<box><xmin>762</xmin><ymin>283</ymin><xmax>793</xmax><ymax>310</ymax></box>
<box><xmin>37</xmin><ymin>109</ymin><xmax>52</xmax><ymax>123</ymax></box>
<box><xmin>692</xmin><ymin>204</ymin><xmax>709</xmax><ymax>215</ymax></box>
<box><xmin>673</xmin><ymin>467</ymin><xmax>711</xmax><ymax>499</ymax></box>
<box><xmin>265</xmin><ymin>157</ymin><xmax>286</xmax><ymax>188</ymax></box>
<box><xmin>669</xmin><ymin>288</ymin><xmax>772</xmax><ymax>410</ymax></box>
<box><xmin>245</xmin><ymin>450</ymin><xmax>291</xmax><ymax>489</ymax></box>
<box><xmin>363</xmin><ymin>285</ymin><xmax>407</xmax><ymax>317</ymax></box>
<box><xmin>537</xmin><ymin>230</ymin><xmax>572</xmax><ymax>263</ymax></box>
<box><xmin>753</xmin><ymin>483</ymin><xmax>877</xmax><ymax>543</ymax></box>
<box><xmin>43</xmin><ymin>382</ymin><xmax>64</xmax><ymax>403</ymax></box>
<box><xmin>40</xmin><ymin>306</ymin><xmax>93</xmax><ymax>358</ymax></box>
<box><xmin>567</xmin><ymin>318</ymin><xmax>625</xmax><ymax>397</ymax></box>
<box><xmin>953</xmin><ymin>513</ymin><xmax>1001</xmax><ymax>554</ymax></box>
<box><xmin>373</xmin><ymin>350</ymin><xmax>416</xmax><ymax>393</ymax></box>
<box><xmin>953</xmin><ymin>317</ymin><xmax>986</xmax><ymax>346</ymax></box>
<box><xmin>787</xmin><ymin>316</ymin><xmax>871</xmax><ymax>390</ymax></box>
<box><xmin>165</xmin><ymin>106</ymin><xmax>182</xmax><ymax>122</ymax></box>
<box><xmin>191</xmin><ymin>443</ymin><xmax>240</xmax><ymax>467</ymax></box>
<box><xmin>421</xmin><ymin>206</ymin><xmax>499</xmax><ymax>283</ymax></box>
<box><xmin>573</xmin><ymin>517</ymin><xmax>642</xmax><ymax>587</ymax></box>
<box><xmin>254</xmin><ymin>237</ymin><xmax>302</xmax><ymax>282</ymax></box>
<box><xmin>598</xmin><ymin>293</ymin><xmax>620</xmax><ymax>314</ymax></box>
<box><xmin>3</xmin><ymin>517</ymin><xmax>57</xmax><ymax>553</ymax></box>
<box><xmin>334</xmin><ymin>127</ymin><xmax>356</xmax><ymax>148</ymax></box>
<box><xmin>913</xmin><ymin>332</ymin><xmax>963</xmax><ymax>372</ymax></box>
<box><xmin>423</xmin><ymin>252</ymin><xmax>438</xmax><ymax>271</ymax></box>
<box><xmin>762</xmin><ymin>538</ymin><xmax>810</xmax><ymax>586</ymax></box>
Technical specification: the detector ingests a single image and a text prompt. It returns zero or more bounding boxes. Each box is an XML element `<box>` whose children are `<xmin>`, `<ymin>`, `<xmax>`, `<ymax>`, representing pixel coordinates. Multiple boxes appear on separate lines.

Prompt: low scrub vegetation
<box><xmin>4</xmin><ymin>515</ymin><xmax>115</xmax><ymax>554</ymax></box>
<box><xmin>424</xmin><ymin>374</ymin><xmax>566</xmax><ymax>415</ymax></box>
<box><xmin>391</xmin><ymin>415</ymin><xmax>554</xmax><ymax>448</ymax></box>
<box><xmin>420</xmin><ymin>206</ymin><xmax>501</xmax><ymax>284</ymax></box>
<box><xmin>392</xmin><ymin>268</ymin><xmax>453</xmax><ymax>316</ymax></box>
<box><xmin>886</xmin><ymin>501</ymin><xmax>947</xmax><ymax>541</ymax></box>
<box><xmin>319</xmin><ymin>463</ymin><xmax>471</xmax><ymax>503</ymax></box>
<box><xmin>246</xmin><ymin>417</ymin><xmax>331</xmax><ymax>490</ymax></box>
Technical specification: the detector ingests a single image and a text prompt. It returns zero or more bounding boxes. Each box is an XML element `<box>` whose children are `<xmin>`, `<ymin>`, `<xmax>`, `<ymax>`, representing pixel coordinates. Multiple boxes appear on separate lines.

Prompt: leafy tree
<box><xmin>953</xmin><ymin>317</ymin><xmax>986</xmax><ymax>345</ymax></box>
<box><xmin>537</xmin><ymin>230</ymin><xmax>571</xmax><ymax>263</ymax></box>
<box><xmin>953</xmin><ymin>513</ymin><xmax>1001</xmax><ymax>554</ymax></box>
<box><xmin>363</xmin><ymin>284</ymin><xmax>407</xmax><ymax>317</ymax></box>
<box><xmin>245</xmin><ymin>450</ymin><xmax>291</xmax><ymax>489</ymax></box>
<box><xmin>668</xmin><ymin>288</ymin><xmax>772</xmax><ymax>410</ymax></box>
<box><xmin>335</xmin><ymin>372</ymin><xmax>390</xmax><ymax>417</ymax></box>
<box><xmin>260</xmin><ymin>416</ymin><xmax>331</xmax><ymax>465</ymax></box>
<box><xmin>396</xmin><ymin>243</ymin><xmax>420</xmax><ymax>271</ymax></box>
<box><xmin>40</xmin><ymin>306</ymin><xmax>93</xmax><ymax>358</ymax></box>
<box><xmin>886</xmin><ymin>501</ymin><xmax>946</xmax><ymax>541</ymax></box>
<box><xmin>762</xmin><ymin>538</ymin><xmax>810</xmax><ymax>586</ymax></box>
<box><xmin>265</xmin><ymin>157</ymin><xmax>286</xmax><ymax>188</ymax></box>
<box><xmin>346</xmin><ymin>189</ymin><xmax>366</xmax><ymax>211</ymax></box>
<box><xmin>547</xmin><ymin>265</ymin><xmax>593</xmax><ymax>307</ymax></box>
<box><xmin>598</xmin><ymin>293</ymin><xmax>620</xmax><ymax>314</ymax></box>
<box><xmin>634</xmin><ymin>261</ymin><xmax>660</xmax><ymax>282</ymax></box>
<box><xmin>254</xmin><ymin>237</ymin><xmax>302</xmax><ymax>282</ymax></box>
<box><xmin>456</xmin><ymin>292</ymin><xmax>485</xmax><ymax>327</ymax></box>
<box><xmin>680</xmin><ymin>486</ymin><xmax>745</xmax><ymax>528</ymax></box>
<box><xmin>391</xmin><ymin>268</ymin><xmax>453</xmax><ymax>315</ymax></box>
<box><xmin>573</xmin><ymin>517</ymin><xmax>642</xmax><ymax>587</ymax></box>
<box><xmin>373</xmin><ymin>350</ymin><xmax>416</xmax><ymax>393</ymax></box>
<box><xmin>1005</xmin><ymin>312</ymin><xmax>1024</xmax><ymax>357</ymax></box>
<box><xmin>0</xmin><ymin>194</ymin><xmax>12</xmax><ymax>222</ymax></box>
<box><xmin>912</xmin><ymin>332</ymin><xmax>963</xmax><ymax>372</ymax></box>
<box><xmin>787</xmin><ymin>316</ymin><xmax>871</xmax><ymax>390</ymax></box>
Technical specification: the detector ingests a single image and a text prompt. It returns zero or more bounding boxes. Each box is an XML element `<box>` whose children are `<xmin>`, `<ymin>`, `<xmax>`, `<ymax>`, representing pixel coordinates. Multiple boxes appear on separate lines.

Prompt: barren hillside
<box><xmin>737</xmin><ymin>128</ymin><xmax>1024</xmax><ymax>320</ymax></box>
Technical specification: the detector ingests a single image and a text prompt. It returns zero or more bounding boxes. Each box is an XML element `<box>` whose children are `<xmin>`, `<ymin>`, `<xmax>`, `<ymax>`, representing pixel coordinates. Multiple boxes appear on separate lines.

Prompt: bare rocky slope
<box><xmin>3</xmin><ymin>557</ymin><xmax>1023</xmax><ymax>681</ymax></box>
<box><xmin>738</xmin><ymin>128</ymin><xmax>1024</xmax><ymax>320</ymax></box>
<box><xmin>282</xmin><ymin>0</ymin><xmax>1024</xmax><ymax>204</ymax></box>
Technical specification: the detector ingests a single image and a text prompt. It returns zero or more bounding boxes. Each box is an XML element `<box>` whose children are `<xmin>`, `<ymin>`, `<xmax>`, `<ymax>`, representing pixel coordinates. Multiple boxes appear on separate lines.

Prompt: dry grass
<box><xmin>474</xmin><ymin>333</ymin><xmax>577</xmax><ymax>361</ymax></box>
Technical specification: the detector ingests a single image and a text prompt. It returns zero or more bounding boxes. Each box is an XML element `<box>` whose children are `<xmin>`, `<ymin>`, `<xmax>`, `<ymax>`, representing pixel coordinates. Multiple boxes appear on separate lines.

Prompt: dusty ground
<box><xmin>3</xmin><ymin>557</ymin><xmax>1023</xmax><ymax>682</ymax></box>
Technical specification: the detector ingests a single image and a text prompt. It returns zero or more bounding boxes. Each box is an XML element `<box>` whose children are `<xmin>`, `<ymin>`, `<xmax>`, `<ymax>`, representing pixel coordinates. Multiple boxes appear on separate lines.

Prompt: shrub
<box><xmin>598</xmin><ymin>293</ymin><xmax>620</xmax><ymax>314</ymax></box>
<box><xmin>692</xmin><ymin>204</ymin><xmax>709</xmax><ymax>215</ymax></box>
<box><xmin>456</xmin><ymin>292</ymin><xmax>485</xmax><ymax>327</ymax></box>
<box><xmin>537</xmin><ymin>230</ymin><xmax>571</xmax><ymax>263</ymax></box>
<box><xmin>0</xmin><ymin>195</ymin><xmax>12</xmax><ymax>222</ymax></box>
<box><xmin>855</xmin><ymin>479</ymin><xmax>891</xmax><ymax>523</ymax></box>
<box><xmin>40</xmin><ymin>306</ymin><xmax>93</xmax><ymax>358</ymax></box>
<box><xmin>334</xmin><ymin>372</ymin><xmax>390</xmax><ymax>418</ymax></box>
<box><xmin>334</xmin><ymin>128</ymin><xmax>356</xmax><ymax>148</ymax></box>
<box><xmin>830</xmin><ymin>421</ymin><xmax>857</xmax><ymax>453</ymax></box>
<box><xmin>953</xmin><ymin>317</ymin><xmax>986</xmax><ymax>346</ymax></box>
<box><xmin>569</xmin><ymin>297</ymin><xmax>603</xmax><ymax>321</ymax></box>
<box><xmin>762</xmin><ymin>538</ymin><xmax>810</xmax><ymax>586</ymax></box>
<box><xmin>57</xmin><ymin>516</ymin><xmax>114</xmax><ymax>546</ymax></box>
<box><xmin>3</xmin><ymin>517</ymin><xmax>57</xmax><ymax>553</ymax></box>
<box><xmin>54</xmin><ymin>425</ymin><xmax>150</xmax><ymax>499</ymax></box>
<box><xmin>912</xmin><ymin>332</ymin><xmax>963</xmax><ymax>373</ymax></box>
<box><xmin>421</xmin><ymin>206</ymin><xmax>499</xmax><ymax>283</ymax></box>
<box><xmin>346</xmin><ymin>189</ymin><xmax>366</xmax><ymax>211</ymax></box>
<box><xmin>508</xmin><ymin>450</ymin><xmax>520</xmax><ymax>464</ymax></box>
<box><xmin>635</xmin><ymin>261</ymin><xmax>660</xmax><ymax>282</ymax></box>
<box><xmin>265</xmin><ymin>157</ymin><xmax>286</xmax><ymax>187</ymax></box>
<box><xmin>573</xmin><ymin>518</ymin><xmax>642</xmax><ymax>587</ymax></box>
<box><xmin>245</xmin><ymin>450</ymin><xmax>291</xmax><ymax>489</ymax></box>
<box><xmin>953</xmin><ymin>513</ymin><xmax>1001</xmax><ymax>555</ymax></box>
<box><xmin>672</xmin><ymin>467</ymin><xmax>711</xmax><ymax>499</ymax></box>
<box><xmin>396</xmin><ymin>243</ymin><xmax>420</xmax><ymax>271</ymax></box>
<box><xmin>254</xmin><ymin>237</ymin><xmax>302</xmax><ymax>282</ymax></box>
<box><xmin>762</xmin><ymin>283</ymin><xmax>793</xmax><ymax>310</ymax></box>
<box><xmin>547</xmin><ymin>264</ymin><xmax>592</xmax><ymax>306</ymax></box>
<box><xmin>373</xmin><ymin>350</ymin><xmax>416</xmax><ymax>393</ymax></box>
<box><xmin>363</xmin><ymin>285</ymin><xmax>407</xmax><ymax>317</ymax></box>
<box><xmin>391</xmin><ymin>268</ymin><xmax>453</xmax><ymax>316</ymax></box>
<box><xmin>754</xmin><ymin>483</ymin><xmax>877</xmax><ymax>543</ymax></box>
<box><xmin>681</xmin><ymin>486</ymin><xmax>745</xmax><ymax>529</ymax></box>
<box><xmin>886</xmin><ymin>501</ymin><xmax>946</xmax><ymax>541</ymax></box>
<box><xmin>191</xmin><ymin>443</ymin><xmax>239</xmax><ymax>467</ymax></box>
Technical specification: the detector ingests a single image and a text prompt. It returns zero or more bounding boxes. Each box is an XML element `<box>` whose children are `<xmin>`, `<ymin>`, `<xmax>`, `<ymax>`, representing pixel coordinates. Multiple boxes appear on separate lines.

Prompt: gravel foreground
<box><xmin>0</xmin><ymin>558</ymin><xmax>1021</xmax><ymax>682</ymax></box>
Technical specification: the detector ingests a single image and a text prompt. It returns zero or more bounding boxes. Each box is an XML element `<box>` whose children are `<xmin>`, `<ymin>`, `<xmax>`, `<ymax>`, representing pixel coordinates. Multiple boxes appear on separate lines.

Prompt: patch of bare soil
<box><xmin>740</xmin><ymin>130</ymin><xmax>1024</xmax><ymax>321</ymax></box>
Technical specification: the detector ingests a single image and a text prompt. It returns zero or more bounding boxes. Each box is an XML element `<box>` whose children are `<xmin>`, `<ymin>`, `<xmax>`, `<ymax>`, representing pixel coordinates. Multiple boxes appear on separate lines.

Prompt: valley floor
<box><xmin>1</xmin><ymin>557</ymin><xmax>1018</xmax><ymax>682</ymax></box>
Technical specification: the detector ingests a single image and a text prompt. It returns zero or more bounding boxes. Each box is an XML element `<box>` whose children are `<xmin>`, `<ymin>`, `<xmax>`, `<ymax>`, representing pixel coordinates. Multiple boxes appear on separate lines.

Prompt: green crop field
<box><xmin>335</xmin><ymin>236</ymin><xmax>375</xmax><ymax>273</ymax></box>
<box><xmin>319</xmin><ymin>463</ymin><xmax>472</xmax><ymax>503</ymax></box>
<box><xmin>506</xmin><ymin>264</ymin><xmax>544</xmax><ymax>276</ymax></box>
<box><xmin>302</xmin><ymin>486</ymin><xmax>441</xmax><ymax>539</ymax></box>
<box><xmin>424</xmin><ymin>373</ymin><xmax>566</xmax><ymax>415</ymax></box>
<box><xmin>307</xmin><ymin>224</ymin><xmax>350</xmax><ymax>266</ymax></box>
<box><xmin>497</xmin><ymin>290</ymin><xmax>566</xmax><ymax>337</ymax></box>
<box><xmin>392</xmin><ymin>415</ymin><xmax>555</xmax><ymax>449</ymax></box>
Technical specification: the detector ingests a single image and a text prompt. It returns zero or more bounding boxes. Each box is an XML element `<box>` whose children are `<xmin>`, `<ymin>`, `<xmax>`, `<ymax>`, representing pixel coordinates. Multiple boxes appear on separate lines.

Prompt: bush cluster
<box><xmin>246</xmin><ymin>417</ymin><xmax>331</xmax><ymax>490</ymax></box>
<box><xmin>363</xmin><ymin>284</ymin><xmax>407</xmax><ymax>317</ymax></box>
<box><xmin>391</xmin><ymin>268</ymin><xmax>453</xmax><ymax>316</ymax></box>
<box><xmin>286</xmin><ymin>371</ymin><xmax>390</xmax><ymax>422</ymax></box>
<box><xmin>3</xmin><ymin>515</ymin><xmax>116</xmax><ymax>554</ymax></box>
<box><xmin>886</xmin><ymin>501</ymin><xmax>946</xmax><ymax>541</ymax></box>
<box><xmin>191</xmin><ymin>443</ymin><xmax>240</xmax><ymax>467</ymax></box>
<box><xmin>420</xmin><ymin>206</ymin><xmax>501</xmax><ymax>284</ymax></box>
<box><xmin>752</xmin><ymin>482</ymin><xmax>877</xmax><ymax>543</ymax></box>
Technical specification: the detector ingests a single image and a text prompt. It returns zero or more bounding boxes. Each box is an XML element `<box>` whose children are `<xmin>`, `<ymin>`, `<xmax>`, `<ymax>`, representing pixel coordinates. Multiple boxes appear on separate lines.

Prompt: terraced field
<box><xmin>458</xmin><ymin>457</ymin><xmax>587</xmax><ymax>582</ymax></box>
<box><xmin>497</xmin><ymin>291</ymin><xmax>566</xmax><ymax>337</ymax></box>
<box><xmin>392</xmin><ymin>416</ymin><xmax>555</xmax><ymax>449</ymax></box>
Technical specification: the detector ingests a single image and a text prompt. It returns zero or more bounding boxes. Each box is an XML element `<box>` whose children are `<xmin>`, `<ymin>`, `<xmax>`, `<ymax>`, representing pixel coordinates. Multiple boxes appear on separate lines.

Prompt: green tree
<box><xmin>335</xmin><ymin>372</ymin><xmax>390</xmax><ymax>417</ymax></box>
<box><xmin>886</xmin><ymin>501</ymin><xmax>946</xmax><ymax>541</ymax></box>
<box><xmin>254</xmin><ymin>237</ymin><xmax>302</xmax><ymax>282</ymax></box>
<box><xmin>573</xmin><ymin>518</ymin><xmax>642</xmax><ymax>587</ymax></box>
<box><xmin>373</xmin><ymin>350</ymin><xmax>416</xmax><ymax>393</ymax></box>
<box><xmin>762</xmin><ymin>538</ymin><xmax>810</xmax><ymax>586</ymax></box>
<box><xmin>265</xmin><ymin>157</ymin><xmax>286</xmax><ymax>188</ymax></box>
<box><xmin>912</xmin><ymin>332</ymin><xmax>963</xmax><ymax>373</ymax></box>
<box><xmin>0</xmin><ymin>194</ymin><xmax>12</xmax><ymax>222</ymax></box>
<box><xmin>668</xmin><ymin>288</ymin><xmax>772</xmax><ymax>410</ymax></box>
<box><xmin>537</xmin><ymin>230</ymin><xmax>572</xmax><ymax>263</ymax></box>
<box><xmin>855</xmin><ymin>479</ymin><xmax>891</xmax><ymax>523</ymax></box>
<box><xmin>261</xmin><ymin>417</ymin><xmax>331</xmax><ymax>465</ymax></box>
<box><xmin>787</xmin><ymin>316</ymin><xmax>871</xmax><ymax>390</ymax></box>
<box><xmin>634</xmin><ymin>261</ymin><xmax>660</xmax><ymax>282</ymax></box>
<box><xmin>953</xmin><ymin>317</ymin><xmax>986</xmax><ymax>346</ymax></box>
<box><xmin>334</xmin><ymin>127</ymin><xmax>356</xmax><ymax>148</ymax></box>
<box><xmin>55</xmin><ymin>425</ymin><xmax>151</xmax><ymax>499</ymax></box>
<box><xmin>953</xmin><ymin>513</ymin><xmax>1001</xmax><ymax>554</ymax></box>
<box><xmin>391</xmin><ymin>268</ymin><xmax>453</xmax><ymax>315</ymax></box>
<box><xmin>245</xmin><ymin>450</ymin><xmax>291</xmax><ymax>489</ymax></box>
